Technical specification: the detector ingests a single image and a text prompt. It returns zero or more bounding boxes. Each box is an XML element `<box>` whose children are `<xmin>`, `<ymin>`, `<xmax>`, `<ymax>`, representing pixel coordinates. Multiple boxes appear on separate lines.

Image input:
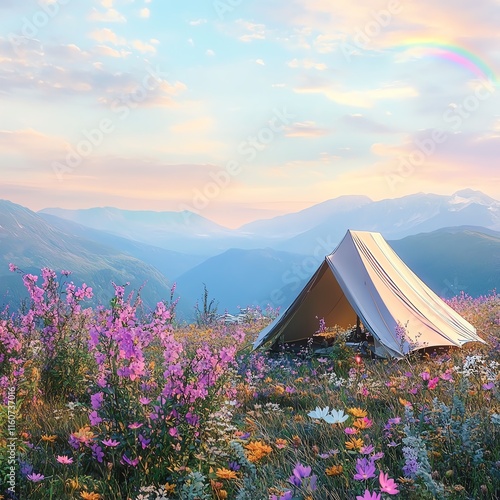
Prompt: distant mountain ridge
<box><xmin>390</xmin><ymin>226</ymin><xmax>500</xmax><ymax>298</ymax></box>
<box><xmin>237</xmin><ymin>195</ymin><xmax>373</xmax><ymax>238</ymax></box>
<box><xmin>0</xmin><ymin>200</ymin><xmax>173</xmax><ymax>309</ymax></box>
<box><xmin>39</xmin><ymin>213</ymin><xmax>204</xmax><ymax>280</ymax></box>
<box><xmin>276</xmin><ymin>190</ymin><xmax>500</xmax><ymax>255</ymax></box>
<box><xmin>38</xmin><ymin>190</ymin><xmax>500</xmax><ymax>256</ymax></box>
<box><xmin>39</xmin><ymin>206</ymin><xmax>233</xmax><ymax>254</ymax></box>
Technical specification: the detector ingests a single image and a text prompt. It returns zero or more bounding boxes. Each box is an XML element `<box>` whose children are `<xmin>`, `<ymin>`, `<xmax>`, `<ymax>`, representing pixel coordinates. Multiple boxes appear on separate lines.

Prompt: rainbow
<box><xmin>396</xmin><ymin>39</ymin><xmax>498</xmax><ymax>86</ymax></box>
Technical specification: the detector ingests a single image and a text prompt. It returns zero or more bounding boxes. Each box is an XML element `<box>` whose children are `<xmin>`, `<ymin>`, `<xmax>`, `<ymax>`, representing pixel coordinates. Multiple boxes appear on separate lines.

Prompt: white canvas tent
<box><xmin>253</xmin><ymin>230</ymin><xmax>485</xmax><ymax>358</ymax></box>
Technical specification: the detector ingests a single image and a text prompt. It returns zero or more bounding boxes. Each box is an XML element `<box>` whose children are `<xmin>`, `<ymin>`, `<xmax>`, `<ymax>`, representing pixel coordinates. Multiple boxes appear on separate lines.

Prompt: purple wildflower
<box><xmin>27</xmin><ymin>472</ymin><xmax>45</xmax><ymax>482</ymax></box>
<box><xmin>353</xmin><ymin>457</ymin><xmax>376</xmax><ymax>481</ymax></box>
<box><xmin>356</xmin><ymin>490</ymin><xmax>381</xmax><ymax>500</ymax></box>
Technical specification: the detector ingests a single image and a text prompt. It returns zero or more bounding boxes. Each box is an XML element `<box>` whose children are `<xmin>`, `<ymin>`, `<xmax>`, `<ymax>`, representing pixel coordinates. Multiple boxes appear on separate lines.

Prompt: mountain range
<box><xmin>40</xmin><ymin>189</ymin><xmax>500</xmax><ymax>256</ymax></box>
<box><xmin>1</xmin><ymin>189</ymin><xmax>499</xmax><ymax>318</ymax></box>
<box><xmin>0</xmin><ymin>200</ymin><xmax>172</xmax><ymax>310</ymax></box>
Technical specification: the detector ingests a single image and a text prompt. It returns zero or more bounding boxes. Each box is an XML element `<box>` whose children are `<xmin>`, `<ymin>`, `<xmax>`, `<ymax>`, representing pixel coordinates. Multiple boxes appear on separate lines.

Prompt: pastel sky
<box><xmin>1</xmin><ymin>0</ymin><xmax>499</xmax><ymax>227</ymax></box>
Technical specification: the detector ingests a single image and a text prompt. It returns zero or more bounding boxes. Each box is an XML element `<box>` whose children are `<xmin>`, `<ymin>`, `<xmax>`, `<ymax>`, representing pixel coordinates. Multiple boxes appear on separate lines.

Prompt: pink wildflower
<box><xmin>356</xmin><ymin>490</ymin><xmax>381</xmax><ymax>500</ymax></box>
<box><xmin>428</xmin><ymin>377</ymin><xmax>440</xmax><ymax>390</ymax></box>
<box><xmin>102</xmin><ymin>438</ymin><xmax>120</xmax><ymax>447</ymax></box>
<box><xmin>344</xmin><ymin>427</ymin><xmax>359</xmax><ymax>435</ymax></box>
<box><xmin>128</xmin><ymin>422</ymin><xmax>143</xmax><ymax>430</ymax></box>
<box><xmin>121</xmin><ymin>454</ymin><xmax>139</xmax><ymax>467</ymax></box>
<box><xmin>379</xmin><ymin>470</ymin><xmax>400</xmax><ymax>494</ymax></box>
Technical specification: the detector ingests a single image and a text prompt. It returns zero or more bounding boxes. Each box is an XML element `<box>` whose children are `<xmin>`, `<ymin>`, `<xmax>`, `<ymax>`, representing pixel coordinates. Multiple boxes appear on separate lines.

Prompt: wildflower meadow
<box><xmin>1</xmin><ymin>266</ymin><xmax>499</xmax><ymax>499</ymax></box>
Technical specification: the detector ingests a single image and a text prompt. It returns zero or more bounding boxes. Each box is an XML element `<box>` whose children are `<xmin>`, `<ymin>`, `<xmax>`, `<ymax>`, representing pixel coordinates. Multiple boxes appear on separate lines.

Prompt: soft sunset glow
<box><xmin>1</xmin><ymin>1</ymin><xmax>499</xmax><ymax>227</ymax></box>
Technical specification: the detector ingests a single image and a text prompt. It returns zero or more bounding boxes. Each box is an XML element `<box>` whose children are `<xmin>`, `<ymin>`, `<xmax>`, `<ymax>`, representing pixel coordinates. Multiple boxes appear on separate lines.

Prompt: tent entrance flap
<box><xmin>271</xmin><ymin>261</ymin><xmax>358</xmax><ymax>346</ymax></box>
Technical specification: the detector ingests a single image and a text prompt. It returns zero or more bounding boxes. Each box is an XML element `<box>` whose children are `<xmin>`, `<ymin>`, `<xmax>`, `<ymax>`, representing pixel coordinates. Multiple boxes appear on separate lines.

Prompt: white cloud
<box><xmin>236</xmin><ymin>20</ymin><xmax>266</xmax><ymax>42</ymax></box>
<box><xmin>284</xmin><ymin>121</ymin><xmax>330</xmax><ymax>137</ymax></box>
<box><xmin>255</xmin><ymin>58</ymin><xmax>265</xmax><ymax>65</ymax></box>
<box><xmin>206</xmin><ymin>49</ymin><xmax>215</xmax><ymax>57</ymax></box>
<box><xmin>89</xmin><ymin>28</ymin><xmax>125</xmax><ymax>45</ymax></box>
<box><xmin>189</xmin><ymin>19</ymin><xmax>207</xmax><ymax>26</ymax></box>
<box><xmin>313</xmin><ymin>34</ymin><xmax>343</xmax><ymax>53</ymax></box>
<box><xmin>287</xmin><ymin>58</ymin><xmax>327</xmax><ymax>70</ymax></box>
<box><xmin>139</xmin><ymin>8</ymin><xmax>150</xmax><ymax>18</ymax></box>
<box><xmin>131</xmin><ymin>40</ymin><xmax>156</xmax><ymax>53</ymax></box>
<box><xmin>295</xmin><ymin>83</ymin><xmax>419</xmax><ymax>108</ymax></box>
<box><xmin>94</xmin><ymin>45</ymin><xmax>127</xmax><ymax>58</ymax></box>
<box><xmin>88</xmin><ymin>7</ymin><xmax>126</xmax><ymax>23</ymax></box>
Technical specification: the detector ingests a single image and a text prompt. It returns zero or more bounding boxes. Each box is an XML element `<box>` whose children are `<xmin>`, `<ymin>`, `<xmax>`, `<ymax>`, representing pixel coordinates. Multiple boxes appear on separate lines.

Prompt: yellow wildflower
<box><xmin>325</xmin><ymin>465</ymin><xmax>344</xmax><ymax>476</ymax></box>
<box><xmin>345</xmin><ymin>437</ymin><xmax>364</xmax><ymax>450</ymax></box>
<box><xmin>164</xmin><ymin>482</ymin><xmax>175</xmax><ymax>494</ymax></box>
<box><xmin>292</xmin><ymin>435</ymin><xmax>302</xmax><ymax>448</ymax></box>
<box><xmin>244</xmin><ymin>440</ymin><xmax>272</xmax><ymax>462</ymax></box>
<box><xmin>66</xmin><ymin>478</ymin><xmax>80</xmax><ymax>490</ymax></box>
<box><xmin>216</xmin><ymin>468</ymin><xmax>238</xmax><ymax>480</ymax></box>
<box><xmin>353</xmin><ymin>417</ymin><xmax>373</xmax><ymax>429</ymax></box>
<box><xmin>348</xmin><ymin>407</ymin><xmax>367</xmax><ymax>418</ymax></box>
<box><xmin>217</xmin><ymin>490</ymin><xmax>228</xmax><ymax>499</ymax></box>
<box><xmin>80</xmin><ymin>492</ymin><xmax>102</xmax><ymax>500</ymax></box>
<box><xmin>41</xmin><ymin>434</ymin><xmax>57</xmax><ymax>443</ymax></box>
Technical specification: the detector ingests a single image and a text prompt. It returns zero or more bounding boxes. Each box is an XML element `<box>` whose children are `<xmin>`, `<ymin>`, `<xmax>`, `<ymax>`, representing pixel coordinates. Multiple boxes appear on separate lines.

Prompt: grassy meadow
<box><xmin>0</xmin><ymin>267</ymin><xmax>499</xmax><ymax>499</ymax></box>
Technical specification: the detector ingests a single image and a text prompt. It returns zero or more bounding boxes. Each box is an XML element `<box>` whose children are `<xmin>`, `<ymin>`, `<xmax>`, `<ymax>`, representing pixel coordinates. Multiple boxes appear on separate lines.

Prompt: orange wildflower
<box><xmin>345</xmin><ymin>437</ymin><xmax>364</xmax><ymax>450</ymax></box>
<box><xmin>353</xmin><ymin>417</ymin><xmax>373</xmax><ymax>429</ymax></box>
<box><xmin>216</xmin><ymin>468</ymin><xmax>238</xmax><ymax>480</ymax></box>
<box><xmin>244</xmin><ymin>440</ymin><xmax>272</xmax><ymax>462</ymax></box>
<box><xmin>80</xmin><ymin>492</ymin><xmax>102</xmax><ymax>500</ymax></box>
<box><xmin>348</xmin><ymin>407</ymin><xmax>367</xmax><ymax>418</ymax></box>
<box><xmin>273</xmin><ymin>385</ymin><xmax>285</xmax><ymax>395</ymax></box>
<box><xmin>326</xmin><ymin>465</ymin><xmax>344</xmax><ymax>476</ymax></box>
<box><xmin>41</xmin><ymin>434</ymin><xmax>57</xmax><ymax>443</ymax></box>
<box><xmin>164</xmin><ymin>483</ymin><xmax>175</xmax><ymax>494</ymax></box>
<box><xmin>71</xmin><ymin>426</ymin><xmax>95</xmax><ymax>446</ymax></box>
